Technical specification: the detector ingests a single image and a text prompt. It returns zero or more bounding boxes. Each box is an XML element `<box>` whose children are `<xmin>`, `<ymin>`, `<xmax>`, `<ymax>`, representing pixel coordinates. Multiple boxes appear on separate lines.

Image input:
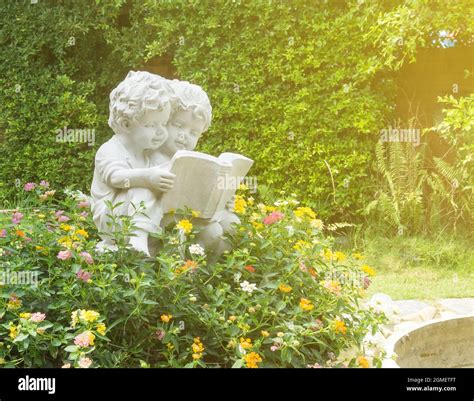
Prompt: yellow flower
<box><xmin>9</xmin><ymin>324</ymin><xmax>19</xmax><ymax>339</ymax></box>
<box><xmin>37</xmin><ymin>214</ymin><xmax>46</xmax><ymax>219</ymax></box>
<box><xmin>79</xmin><ymin>310</ymin><xmax>100</xmax><ymax>323</ymax></box>
<box><xmin>74</xmin><ymin>229</ymin><xmax>89</xmax><ymax>239</ymax></box>
<box><xmin>299</xmin><ymin>298</ymin><xmax>314</xmax><ymax>311</ymax></box>
<box><xmin>7</xmin><ymin>297</ymin><xmax>22</xmax><ymax>310</ymax></box>
<box><xmin>234</xmin><ymin>195</ymin><xmax>247</xmax><ymax>215</ymax></box>
<box><xmin>60</xmin><ymin>224</ymin><xmax>73</xmax><ymax>232</ymax></box>
<box><xmin>361</xmin><ymin>265</ymin><xmax>376</xmax><ymax>277</ymax></box>
<box><xmin>96</xmin><ymin>323</ymin><xmax>106</xmax><ymax>336</ymax></box>
<box><xmin>19</xmin><ymin>312</ymin><xmax>31</xmax><ymax>320</ymax></box>
<box><xmin>294</xmin><ymin>206</ymin><xmax>316</xmax><ymax>220</ymax></box>
<box><xmin>166</xmin><ymin>343</ymin><xmax>174</xmax><ymax>351</ymax></box>
<box><xmin>161</xmin><ymin>314</ymin><xmax>172</xmax><ymax>323</ymax></box>
<box><xmin>192</xmin><ymin>353</ymin><xmax>202</xmax><ymax>360</ymax></box>
<box><xmin>240</xmin><ymin>337</ymin><xmax>253</xmax><ymax>350</ymax></box>
<box><xmin>247</xmin><ymin>196</ymin><xmax>255</xmax><ymax>206</ymax></box>
<box><xmin>352</xmin><ymin>252</ymin><xmax>365</xmax><ymax>260</ymax></box>
<box><xmin>357</xmin><ymin>356</ymin><xmax>369</xmax><ymax>368</ymax></box>
<box><xmin>252</xmin><ymin>221</ymin><xmax>264</xmax><ymax>230</ymax></box>
<box><xmin>334</xmin><ymin>319</ymin><xmax>347</xmax><ymax>335</ymax></box>
<box><xmin>228</xmin><ymin>315</ymin><xmax>237</xmax><ymax>322</ymax></box>
<box><xmin>57</xmin><ymin>236</ymin><xmax>74</xmax><ymax>249</ymax></box>
<box><xmin>192</xmin><ymin>337</ymin><xmax>204</xmax><ymax>354</ymax></box>
<box><xmin>238</xmin><ymin>183</ymin><xmax>248</xmax><ymax>191</ymax></box>
<box><xmin>176</xmin><ymin>219</ymin><xmax>193</xmax><ymax>234</ymax></box>
<box><xmin>261</xmin><ymin>330</ymin><xmax>270</xmax><ymax>337</ymax></box>
<box><xmin>333</xmin><ymin>251</ymin><xmax>346</xmax><ymax>262</ymax></box>
<box><xmin>243</xmin><ymin>352</ymin><xmax>262</xmax><ymax>368</ymax></box>
<box><xmin>322</xmin><ymin>249</ymin><xmax>333</xmax><ymax>261</ymax></box>
<box><xmin>71</xmin><ymin>311</ymin><xmax>79</xmax><ymax>328</ymax></box>
<box><xmin>278</xmin><ymin>283</ymin><xmax>293</xmax><ymax>293</ymax></box>
<box><xmin>293</xmin><ymin>240</ymin><xmax>311</xmax><ymax>251</ymax></box>
<box><xmin>191</xmin><ymin>210</ymin><xmax>201</xmax><ymax>218</ymax></box>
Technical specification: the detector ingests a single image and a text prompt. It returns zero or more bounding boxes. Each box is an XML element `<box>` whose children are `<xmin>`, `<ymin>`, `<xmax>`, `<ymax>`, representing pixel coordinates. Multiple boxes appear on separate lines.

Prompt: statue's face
<box><xmin>161</xmin><ymin>109</ymin><xmax>206</xmax><ymax>157</ymax></box>
<box><xmin>128</xmin><ymin>105</ymin><xmax>171</xmax><ymax>151</ymax></box>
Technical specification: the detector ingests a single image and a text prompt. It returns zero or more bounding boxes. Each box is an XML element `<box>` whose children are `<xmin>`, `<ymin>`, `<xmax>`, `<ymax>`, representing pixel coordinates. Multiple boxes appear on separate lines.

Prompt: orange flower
<box><xmin>160</xmin><ymin>314</ymin><xmax>172</xmax><ymax>323</ymax></box>
<box><xmin>334</xmin><ymin>319</ymin><xmax>347</xmax><ymax>335</ymax></box>
<box><xmin>240</xmin><ymin>337</ymin><xmax>252</xmax><ymax>350</ymax></box>
<box><xmin>244</xmin><ymin>265</ymin><xmax>256</xmax><ymax>273</ymax></box>
<box><xmin>15</xmin><ymin>229</ymin><xmax>25</xmax><ymax>238</ymax></box>
<box><xmin>243</xmin><ymin>352</ymin><xmax>262</xmax><ymax>368</ymax></box>
<box><xmin>357</xmin><ymin>356</ymin><xmax>369</xmax><ymax>368</ymax></box>
<box><xmin>299</xmin><ymin>298</ymin><xmax>314</xmax><ymax>311</ymax></box>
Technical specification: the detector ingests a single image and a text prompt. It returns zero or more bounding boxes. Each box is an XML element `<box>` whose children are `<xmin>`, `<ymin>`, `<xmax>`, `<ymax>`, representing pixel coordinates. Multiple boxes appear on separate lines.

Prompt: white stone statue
<box><xmin>91</xmin><ymin>71</ymin><xmax>253</xmax><ymax>257</ymax></box>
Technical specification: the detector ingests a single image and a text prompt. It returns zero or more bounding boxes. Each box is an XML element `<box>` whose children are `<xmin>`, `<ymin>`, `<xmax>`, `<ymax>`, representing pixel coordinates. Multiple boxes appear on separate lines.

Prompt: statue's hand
<box><xmin>149</xmin><ymin>167</ymin><xmax>175</xmax><ymax>192</ymax></box>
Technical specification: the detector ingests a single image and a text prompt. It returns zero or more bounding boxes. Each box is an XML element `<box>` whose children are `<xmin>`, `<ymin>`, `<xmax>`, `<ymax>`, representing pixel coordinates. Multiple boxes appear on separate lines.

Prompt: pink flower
<box><xmin>39</xmin><ymin>180</ymin><xmax>50</xmax><ymax>188</ymax></box>
<box><xmin>76</xmin><ymin>269</ymin><xmax>92</xmax><ymax>282</ymax></box>
<box><xmin>55</xmin><ymin>210</ymin><xmax>70</xmax><ymax>222</ymax></box>
<box><xmin>78</xmin><ymin>357</ymin><xmax>92</xmax><ymax>368</ymax></box>
<box><xmin>155</xmin><ymin>329</ymin><xmax>165</xmax><ymax>341</ymax></box>
<box><xmin>363</xmin><ymin>276</ymin><xmax>371</xmax><ymax>289</ymax></box>
<box><xmin>74</xmin><ymin>331</ymin><xmax>94</xmax><ymax>347</ymax></box>
<box><xmin>0</xmin><ymin>229</ymin><xmax>7</xmax><ymax>238</ymax></box>
<box><xmin>30</xmin><ymin>312</ymin><xmax>46</xmax><ymax>323</ymax></box>
<box><xmin>270</xmin><ymin>345</ymin><xmax>279</xmax><ymax>352</ymax></box>
<box><xmin>23</xmin><ymin>182</ymin><xmax>36</xmax><ymax>192</ymax></box>
<box><xmin>57</xmin><ymin>250</ymin><xmax>72</xmax><ymax>260</ymax></box>
<box><xmin>79</xmin><ymin>211</ymin><xmax>89</xmax><ymax>218</ymax></box>
<box><xmin>79</xmin><ymin>251</ymin><xmax>94</xmax><ymax>265</ymax></box>
<box><xmin>263</xmin><ymin>211</ymin><xmax>285</xmax><ymax>225</ymax></box>
<box><xmin>11</xmin><ymin>212</ymin><xmax>23</xmax><ymax>224</ymax></box>
<box><xmin>78</xmin><ymin>201</ymin><xmax>90</xmax><ymax>209</ymax></box>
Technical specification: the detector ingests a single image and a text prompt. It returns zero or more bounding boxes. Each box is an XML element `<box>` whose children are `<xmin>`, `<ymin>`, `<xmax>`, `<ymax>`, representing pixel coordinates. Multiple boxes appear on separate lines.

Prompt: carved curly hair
<box><xmin>168</xmin><ymin>79</ymin><xmax>212</xmax><ymax>132</ymax></box>
<box><xmin>108</xmin><ymin>71</ymin><xmax>172</xmax><ymax>134</ymax></box>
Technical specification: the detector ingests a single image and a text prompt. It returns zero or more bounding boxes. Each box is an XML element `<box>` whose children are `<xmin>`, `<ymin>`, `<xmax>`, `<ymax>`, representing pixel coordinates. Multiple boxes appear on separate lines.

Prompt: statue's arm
<box><xmin>109</xmin><ymin>167</ymin><xmax>175</xmax><ymax>192</ymax></box>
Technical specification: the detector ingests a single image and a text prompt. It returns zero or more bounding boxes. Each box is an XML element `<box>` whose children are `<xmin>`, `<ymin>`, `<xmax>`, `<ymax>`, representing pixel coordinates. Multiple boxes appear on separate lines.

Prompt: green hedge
<box><xmin>0</xmin><ymin>0</ymin><xmax>471</xmax><ymax>219</ymax></box>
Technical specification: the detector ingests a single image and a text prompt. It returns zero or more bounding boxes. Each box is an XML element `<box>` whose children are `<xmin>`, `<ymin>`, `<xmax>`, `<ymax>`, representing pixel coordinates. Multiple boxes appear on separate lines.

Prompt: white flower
<box><xmin>189</xmin><ymin>244</ymin><xmax>205</xmax><ymax>256</ymax></box>
<box><xmin>240</xmin><ymin>280</ymin><xmax>257</xmax><ymax>294</ymax></box>
<box><xmin>78</xmin><ymin>357</ymin><xmax>92</xmax><ymax>368</ymax></box>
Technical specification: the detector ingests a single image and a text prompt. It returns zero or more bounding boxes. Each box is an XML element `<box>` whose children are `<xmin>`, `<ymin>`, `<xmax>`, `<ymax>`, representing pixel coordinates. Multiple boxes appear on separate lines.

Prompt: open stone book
<box><xmin>161</xmin><ymin>150</ymin><xmax>254</xmax><ymax>218</ymax></box>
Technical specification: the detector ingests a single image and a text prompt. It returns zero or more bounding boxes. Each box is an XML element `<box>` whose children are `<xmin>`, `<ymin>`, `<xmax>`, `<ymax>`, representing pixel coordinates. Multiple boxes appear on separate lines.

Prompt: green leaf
<box><xmin>231</xmin><ymin>359</ymin><xmax>244</xmax><ymax>368</ymax></box>
<box><xmin>64</xmin><ymin>345</ymin><xmax>79</xmax><ymax>353</ymax></box>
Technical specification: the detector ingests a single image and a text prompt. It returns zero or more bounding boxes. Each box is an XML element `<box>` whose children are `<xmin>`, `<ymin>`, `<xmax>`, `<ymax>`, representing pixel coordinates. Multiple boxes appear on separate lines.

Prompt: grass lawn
<box><xmin>359</xmin><ymin>235</ymin><xmax>474</xmax><ymax>300</ymax></box>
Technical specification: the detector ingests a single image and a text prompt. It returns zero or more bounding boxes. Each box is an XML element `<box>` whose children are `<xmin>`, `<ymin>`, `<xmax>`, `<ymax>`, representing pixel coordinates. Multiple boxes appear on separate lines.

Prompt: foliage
<box><xmin>0</xmin><ymin>184</ymin><xmax>385</xmax><ymax>368</ymax></box>
<box><xmin>364</xmin><ymin>95</ymin><xmax>473</xmax><ymax>235</ymax></box>
<box><xmin>1</xmin><ymin>0</ymin><xmax>471</xmax><ymax>219</ymax></box>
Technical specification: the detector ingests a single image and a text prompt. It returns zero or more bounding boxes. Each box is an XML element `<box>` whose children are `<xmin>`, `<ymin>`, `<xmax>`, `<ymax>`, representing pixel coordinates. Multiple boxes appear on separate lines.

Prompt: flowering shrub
<box><xmin>0</xmin><ymin>183</ymin><xmax>386</xmax><ymax>368</ymax></box>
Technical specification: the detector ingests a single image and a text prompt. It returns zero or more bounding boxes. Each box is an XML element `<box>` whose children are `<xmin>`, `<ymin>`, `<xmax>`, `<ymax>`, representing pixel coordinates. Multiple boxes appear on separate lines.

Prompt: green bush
<box><xmin>0</xmin><ymin>184</ymin><xmax>385</xmax><ymax>368</ymax></box>
<box><xmin>0</xmin><ymin>0</ymin><xmax>472</xmax><ymax>221</ymax></box>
